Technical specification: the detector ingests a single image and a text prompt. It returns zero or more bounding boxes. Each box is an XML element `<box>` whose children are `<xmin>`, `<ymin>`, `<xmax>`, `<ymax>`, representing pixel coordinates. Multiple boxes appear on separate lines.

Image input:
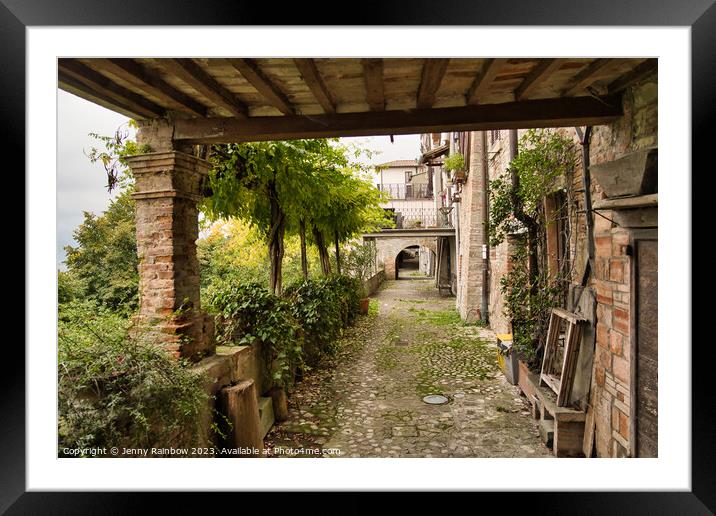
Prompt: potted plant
<box><xmin>359</xmin><ymin>286</ymin><xmax>370</xmax><ymax>315</ymax></box>
<box><xmin>345</xmin><ymin>241</ymin><xmax>377</xmax><ymax>315</ymax></box>
<box><xmin>444</xmin><ymin>151</ymin><xmax>465</xmax><ymax>183</ymax></box>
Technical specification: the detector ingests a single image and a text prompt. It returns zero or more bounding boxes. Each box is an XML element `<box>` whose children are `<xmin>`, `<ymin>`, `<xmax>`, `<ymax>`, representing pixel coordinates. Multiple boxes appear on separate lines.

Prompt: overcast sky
<box><xmin>56</xmin><ymin>91</ymin><xmax>422</xmax><ymax>269</ymax></box>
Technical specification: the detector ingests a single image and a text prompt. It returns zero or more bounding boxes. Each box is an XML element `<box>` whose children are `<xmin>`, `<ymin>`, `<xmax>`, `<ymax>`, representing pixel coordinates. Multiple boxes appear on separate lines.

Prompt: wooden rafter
<box><xmin>362</xmin><ymin>58</ymin><xmax>385</xmax><ymax>111</ymax></box>
<box><xmin>172</xmin><ymin>95</ymin><xmax>622</xmax><ymax>144</ymax></box>
<box><xmin>227</xmin><ymin>58</ymin><xmax>294</xmax><ymax>115</ymax></box>
<box><xmin>293</xmin><ymin>59</ymin><xmax>335</xmax><ymax>114</ymax></box>
<box><xmin>87</xmin><ymin>58</ymin><xmax>207</xmax><ymax>117</ymax></box>
<box><xmin>58</xmin><ymin>59</ymin><xmax>165</xmax><ymax>118</ymax></box>
<box><xmin>466</xmin><ymin>58</ymin><xmax>509</xmax><ymax>105</ymax></box>
<box><xmin>562</xmin><ymin>58</ymin><xmax>617</xmax><ymax>97</ymax></box>
<box><xmin>515</xmin><ymin>58</ymin><xmax>563</xmax><ymax>101</ymax></box>
<box><xmin>58</xmin><ymin>72</ymin><xmax>141</xmax><ymax>119</ymax></box>
<box><xmin>417</xmin><ymin>58</ymin><xmax>450</xmax><ymax>109</ymax></box>
<box><xmin>161</xmin><ymin>58</ymin><xmax>248</xmax><ymax>118</ymax></box>
<box><xmin>608</xmin><ymin>58</ymin><xmax>657</xmax><ymax>94</ymax></box>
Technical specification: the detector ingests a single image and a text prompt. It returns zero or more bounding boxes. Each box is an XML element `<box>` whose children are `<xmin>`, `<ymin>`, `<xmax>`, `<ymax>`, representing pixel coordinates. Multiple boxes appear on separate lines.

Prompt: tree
<box><xmin>311</xmin><ymin>169</ymin><xmax>390</xmax><ymax>274</ymax></box>
<box><xmin>63</xmin><ymin>188</ymin><xmax>139</xmax><ymax>314</ymax></box>
<box><xmin>202</xmin><ymin>139</ymin><xmax>390</xmax><ymax>294</ymax></box>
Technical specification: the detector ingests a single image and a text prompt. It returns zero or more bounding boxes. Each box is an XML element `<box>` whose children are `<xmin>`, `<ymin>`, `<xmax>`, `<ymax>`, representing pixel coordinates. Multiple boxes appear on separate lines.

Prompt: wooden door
<box><xmin>632</xmin><ymin>234</ymin><xmax>658</xmax><ymax>457</ymax></box>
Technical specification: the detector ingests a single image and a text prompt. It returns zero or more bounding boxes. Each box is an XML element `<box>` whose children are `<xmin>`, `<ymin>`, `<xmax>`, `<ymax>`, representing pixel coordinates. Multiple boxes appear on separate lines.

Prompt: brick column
<box><xmin>126</xmin><ymin>151</ymin><xmax>215</xmax><ymax>361</ymax></box>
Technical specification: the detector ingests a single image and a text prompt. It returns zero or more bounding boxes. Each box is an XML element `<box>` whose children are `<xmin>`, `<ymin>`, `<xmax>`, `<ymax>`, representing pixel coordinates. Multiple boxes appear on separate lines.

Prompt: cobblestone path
<box><xmin>264</xmin><ymin>278</ymin><xmax>551</xmax><ymax>458</ymax></box>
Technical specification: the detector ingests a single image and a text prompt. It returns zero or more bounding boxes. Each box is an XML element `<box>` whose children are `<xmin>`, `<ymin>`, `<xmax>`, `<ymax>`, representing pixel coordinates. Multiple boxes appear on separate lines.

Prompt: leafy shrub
<box><xmin>284</xmin><ymin>274</ymin><xmax>359</xmax><ymax>360</ymax></box>
<box><xmin>208</xmin><ymin>281</ymin><xmax>304</xmax><ymax>388</ymax></box>
<box><xmin>209</xmin><ymin>274</ymin><xmax>361</xmax><ymax>385</ymax></box>
<box><xmin>323</xmin><ymin>275</ymin><xmax>361</xmax><ymax>327</ymax></box>
<box><xmin>58</xmin><ymin>301</ymin><xmax>209</xmax><ymax>455</ymax></box>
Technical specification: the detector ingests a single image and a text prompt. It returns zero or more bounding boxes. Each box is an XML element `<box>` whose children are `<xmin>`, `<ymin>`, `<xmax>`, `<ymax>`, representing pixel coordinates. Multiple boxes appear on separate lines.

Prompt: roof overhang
<box><xmin>420</xmin><ymin>143</ymin><xmax>449</xmax><ymax>164</ymax></box>
<box><xmin>57</xmin><ymin>58</ymin><xmax>656</xmax><ymax>143</ymax></box>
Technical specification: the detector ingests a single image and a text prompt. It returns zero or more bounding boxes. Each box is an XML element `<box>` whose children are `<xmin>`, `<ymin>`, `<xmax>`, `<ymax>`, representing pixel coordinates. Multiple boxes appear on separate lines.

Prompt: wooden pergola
<box><xmin>58</xmin><ymin>57</ymin><xmax>655</xmax><ymax>143</ymax></box>
<box><xmin>57</xmin><ymin>57</ymin><xmax>656</xmax><ymax>360</ymax></box>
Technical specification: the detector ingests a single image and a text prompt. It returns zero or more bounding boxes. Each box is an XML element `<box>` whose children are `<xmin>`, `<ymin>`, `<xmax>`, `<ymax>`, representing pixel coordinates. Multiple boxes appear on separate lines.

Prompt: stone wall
<box><xmin>373</xmin><ymin>236</ymin><xmax>438</xmax><ymax>280</ymax></box>
<box><xmin>484</xmin><ymin>129</ymin><xmax>526</xmax><ymax>334</ymax></box>
<box><xmin>455</xmin><ymin>132</ymin><xmax>488</xmax><ymax>322</ymax></box>
<box><xmin>455</xmin><ymin>70</ymin><xmax>657</xmax><ymax>457</ymax></box>
<box><xmin>127</xmin><ymin>151</ymin><xmax>215</xmax><ymax>361</ymax></box>
<box><xmin>362</xmin><ymin>269</ymin><xmax>386</xmax><ymax>297</ymax></box>
<box><xmin>587</xmin><ymin>71</ymin><xmax>657</xmax><ymax>457</ymax></box>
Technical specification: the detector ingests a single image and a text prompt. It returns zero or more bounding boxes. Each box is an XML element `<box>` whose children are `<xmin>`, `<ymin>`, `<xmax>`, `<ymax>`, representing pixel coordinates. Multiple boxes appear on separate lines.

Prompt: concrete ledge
<box><xmin>363</xmin><ymin>269</ymin><xmax>385</xmax><ymax>296</ymax></box>
<box><xmin>193</xmin><ymin>344</ymin><xmax>267</xmax><ymax>397</ymax></box>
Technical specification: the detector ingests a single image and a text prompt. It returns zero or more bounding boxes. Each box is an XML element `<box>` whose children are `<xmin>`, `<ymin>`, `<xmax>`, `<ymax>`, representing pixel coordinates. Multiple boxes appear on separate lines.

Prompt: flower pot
<box><xmin>359</xmin><ymin>298</ymin><xmax>370</xmax><ymax>315</ymax></box>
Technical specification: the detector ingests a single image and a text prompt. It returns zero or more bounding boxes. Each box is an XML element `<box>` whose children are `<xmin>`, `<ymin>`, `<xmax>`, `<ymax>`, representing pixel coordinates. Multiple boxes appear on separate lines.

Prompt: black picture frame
<box><xmin>6</xmin><ymin>0</ymin><xmax>710</xmax><ymax>512</ymax></box>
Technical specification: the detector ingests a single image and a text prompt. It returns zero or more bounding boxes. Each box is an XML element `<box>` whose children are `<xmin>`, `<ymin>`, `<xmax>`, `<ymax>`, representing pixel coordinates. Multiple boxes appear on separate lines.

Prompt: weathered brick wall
<box><xmin>465</xmin><ymin>72</ymin><xmax>656</xmax><ymax>457</ymax></box>
<box><xmin>484</xmin><ymin>129</ymin><xmax>525</xmax><ymax>334</ymax></box>
<box><xmin>128</xmin><ymin>151</ymin><xmax>215</xmax><ymax>361</ymax></box>
<box><xmin>588</xmin><ymin>71</ymin><xmax>657</xmax><ymax>457</ymax></box>
<box><xmin>455</xmin><ymin>133</ymin><xmax>488</xmax><ymax>322</ymax></box>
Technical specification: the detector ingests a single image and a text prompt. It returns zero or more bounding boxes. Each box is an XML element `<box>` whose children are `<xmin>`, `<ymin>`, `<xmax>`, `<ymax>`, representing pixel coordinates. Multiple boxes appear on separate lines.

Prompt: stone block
<box><xmin>258</xmin><ymin>396</ymin><xmax>275</xmax><ymax>439</ymax></box>
<box><xmin>219</xmin><ymin>380</ymin><xmax>263</xmax><ymax>456</ymax></box>
<box><xmin>539</xmin><ymin>419</ymin><xmax>554</xmax><ymax>447</ymax></box>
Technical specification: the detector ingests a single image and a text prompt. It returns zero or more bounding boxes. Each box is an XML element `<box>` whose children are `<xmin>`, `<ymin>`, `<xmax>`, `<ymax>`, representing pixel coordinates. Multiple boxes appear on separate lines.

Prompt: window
<box><xmin>545</xmin><ymin>190</ymin><xmax>571</xmax><ymax>281</ymax></box>
<box><xmin>490</xmin><ymin>130</ymin><xmax>501</xmax><ymax>146</ymax></box>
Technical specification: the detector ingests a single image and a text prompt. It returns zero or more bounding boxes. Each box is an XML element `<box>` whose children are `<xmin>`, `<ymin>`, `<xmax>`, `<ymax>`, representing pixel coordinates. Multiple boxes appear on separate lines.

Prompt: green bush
<box><xmin>58</xmin><ymin>301</ymin><xmax>209</xmax><ymax>455</ymax></box>
<box><xmin>285</xmin><ymin>274</ymin><xmax>359</xmax><ymax>360</ymax></box>
<box><xmin>208</xmin><ymin>281</ymin><xmax>304</xmax><ymax>388</ymax></box>
<box><xmin>209</xmin><ymin>274</ymin><xmax>361</xmax><ymax>385</ymax></box>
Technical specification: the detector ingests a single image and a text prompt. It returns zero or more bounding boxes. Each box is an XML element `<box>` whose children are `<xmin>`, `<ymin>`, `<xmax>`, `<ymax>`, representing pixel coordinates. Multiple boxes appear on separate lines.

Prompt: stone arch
<box><xmin>373</xmin><ymin>236</ymin><xmax>438</xmax><ymax>280</ymax></box>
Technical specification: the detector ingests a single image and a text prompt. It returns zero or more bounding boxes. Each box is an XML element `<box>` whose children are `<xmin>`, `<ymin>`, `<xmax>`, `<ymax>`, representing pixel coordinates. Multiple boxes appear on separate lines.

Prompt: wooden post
<box><xmin>269</xmin><ymin>386</ymin><xmax>289</xmax><ymax>422</ymax></box>
<box><xmin>220</xmin><ymin>380</ymin><xmax>263</xmax><ymax>456</ymax></box>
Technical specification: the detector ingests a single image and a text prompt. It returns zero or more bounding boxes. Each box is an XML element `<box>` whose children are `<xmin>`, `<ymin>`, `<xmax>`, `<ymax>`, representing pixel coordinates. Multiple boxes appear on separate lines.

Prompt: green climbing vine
<box><xmin>488</xmin><ymin>129</ymin><xmax>579</xmax><ymax>367</ymax></box>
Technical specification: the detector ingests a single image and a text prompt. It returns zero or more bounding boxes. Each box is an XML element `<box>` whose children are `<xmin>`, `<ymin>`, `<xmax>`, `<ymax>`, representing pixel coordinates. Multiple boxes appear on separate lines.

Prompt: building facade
<box><xmin>438</xmin><ymin>69</ymin><xmax>658</xmax><ymax>458</ymax></box>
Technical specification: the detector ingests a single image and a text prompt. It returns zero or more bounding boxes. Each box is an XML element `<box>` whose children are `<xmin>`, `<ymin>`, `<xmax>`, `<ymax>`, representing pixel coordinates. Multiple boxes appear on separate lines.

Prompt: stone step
<box><xmin>258</xmin><ymin>396</ymin><xmax>275</xmax><ymax>439</ymax></box>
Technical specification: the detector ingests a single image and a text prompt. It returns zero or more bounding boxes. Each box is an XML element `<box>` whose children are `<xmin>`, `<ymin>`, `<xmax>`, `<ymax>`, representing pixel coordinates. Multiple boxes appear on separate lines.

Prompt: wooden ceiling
<box><xmin>58</xmin><ymin>57</ymin><xmax>656</xmax><ymax>143</ymax></box>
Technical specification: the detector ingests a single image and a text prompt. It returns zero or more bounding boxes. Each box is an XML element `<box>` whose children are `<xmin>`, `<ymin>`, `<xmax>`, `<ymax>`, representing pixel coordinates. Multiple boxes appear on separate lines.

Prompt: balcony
<box><xmin>383</xmin><ymin>207</ymin><xmax>454</xmax><ymax>229</ymax></box>
<box><xmin>379</xmin><ymin>183</ymin><xmax>432</xmax><ymax>200</ymax></box>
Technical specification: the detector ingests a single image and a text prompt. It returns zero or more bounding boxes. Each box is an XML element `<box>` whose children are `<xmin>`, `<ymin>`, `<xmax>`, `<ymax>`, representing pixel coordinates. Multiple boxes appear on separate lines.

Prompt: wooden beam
<box><xmin>417</xmin><ymin>58</ymin><xmax>450</xmax><ymax>109</ymax></box>
<box><xmin>293</xmin><ymin>59</ymin><xmax>335</xmax><ymax>114</ymax></box>
<box><xmin>227</xmin><ymin>58</ymin><xmax>294</xmax><ymax>115</ymax></box>
<box><xmin>172</xmin><ymin>95</ymin><xmax>623</xmax><ymax>144</ymax></box>
<box><xmin>59</xmin><ymin>72</ymin><xmax>142</xmax><ymax>119</ymax></box>
<box><xmin>161</xmin><ymin>58</ymin><xmax>248</xmax><ymax>118</ymax></box>
<box><xmin>89</xmin><ymin>58</ymin><xmax>208</xmax><ymax>117</ymax></box>
<box><xmin>608</xmin><ymin>58</ymin><xmax>658</xmax><ymax>94</ymax></box>
<box><xmin>58</xmin><ymin>59</ymin><xmax>165</xmax><ymax>118</ymax></box>
<box><xmin>466</xmin><ymin>58</ymin><xmax>509</xmax><ymax>105</ymax></box>
<box><xmin>515</xmin><ymin>59</ymin><xmax>563</xmax><ymax>101</ymax></box>
<box><xmin>362</xmin><ymin>58</ymin><xmax>385</xmax><ymax>111</ymax></box>
<box><xmin>562</xmin><ymin>58</ymin><xmax>617</xmax><ymax>97</ymax></box>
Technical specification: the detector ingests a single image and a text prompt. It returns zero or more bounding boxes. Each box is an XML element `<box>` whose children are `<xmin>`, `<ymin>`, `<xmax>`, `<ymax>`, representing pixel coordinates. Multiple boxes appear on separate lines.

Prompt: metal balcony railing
<box><xmin>379</xmin><ymin>183</ymin><xmax>432</xmax><ymax>200</ymax></box>
<box><xmin>383</xmin><ymin>207</ymin><xmax>455</xmax><ymax>229</ymax></box>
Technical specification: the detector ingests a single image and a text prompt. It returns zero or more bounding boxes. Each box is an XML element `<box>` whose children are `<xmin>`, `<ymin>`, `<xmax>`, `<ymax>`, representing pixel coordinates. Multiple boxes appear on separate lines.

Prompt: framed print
<box><xmin>6</xmin><ymin>0</ymin><xmax>712</xmax><ymax>512</ymax></box>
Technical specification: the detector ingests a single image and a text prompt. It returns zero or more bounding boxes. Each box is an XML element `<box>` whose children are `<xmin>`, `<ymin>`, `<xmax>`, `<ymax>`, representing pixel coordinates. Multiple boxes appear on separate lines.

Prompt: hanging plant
<box><xmin>443</xmin><ymin>152</ymin><xmax>465</xmax><ymax>173</ymax></box>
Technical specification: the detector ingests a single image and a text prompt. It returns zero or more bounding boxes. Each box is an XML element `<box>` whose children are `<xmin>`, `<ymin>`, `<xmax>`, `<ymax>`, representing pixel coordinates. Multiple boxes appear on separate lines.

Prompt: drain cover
<box><xmin>422</xmin><ymin>394</ymin><xmax>449</xmax><ymax>405</ymax></box>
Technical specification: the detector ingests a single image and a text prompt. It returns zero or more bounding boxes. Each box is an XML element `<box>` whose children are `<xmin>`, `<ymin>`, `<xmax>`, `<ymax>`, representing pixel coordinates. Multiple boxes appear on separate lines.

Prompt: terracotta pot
<box><xmin>359</xmin><ymin>298</ymin><xmax>370</xmax><ymax>315</ymax></box>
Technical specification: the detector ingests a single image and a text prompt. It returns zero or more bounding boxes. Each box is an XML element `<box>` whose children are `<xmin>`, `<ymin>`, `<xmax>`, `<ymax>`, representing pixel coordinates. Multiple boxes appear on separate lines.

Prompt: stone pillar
<box><xmin>126</xmin><ymin>151</ymin><xmax>215</xmax><ymax>361</ymax></box>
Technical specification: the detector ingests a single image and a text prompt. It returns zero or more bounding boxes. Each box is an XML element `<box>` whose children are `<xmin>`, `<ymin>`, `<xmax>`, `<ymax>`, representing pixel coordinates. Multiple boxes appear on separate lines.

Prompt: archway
<box><xmin>394</xmin><ymin>245</ymin><xmax>438</xmax><ymax>280</ymax></box>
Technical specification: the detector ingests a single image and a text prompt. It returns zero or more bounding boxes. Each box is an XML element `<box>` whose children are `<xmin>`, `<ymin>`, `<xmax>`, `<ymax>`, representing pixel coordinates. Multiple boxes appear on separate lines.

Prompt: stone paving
<box><xmin>264</xmin><ymin>276</ymin><xmax>551</xmax><ymax>458</ymax></box>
